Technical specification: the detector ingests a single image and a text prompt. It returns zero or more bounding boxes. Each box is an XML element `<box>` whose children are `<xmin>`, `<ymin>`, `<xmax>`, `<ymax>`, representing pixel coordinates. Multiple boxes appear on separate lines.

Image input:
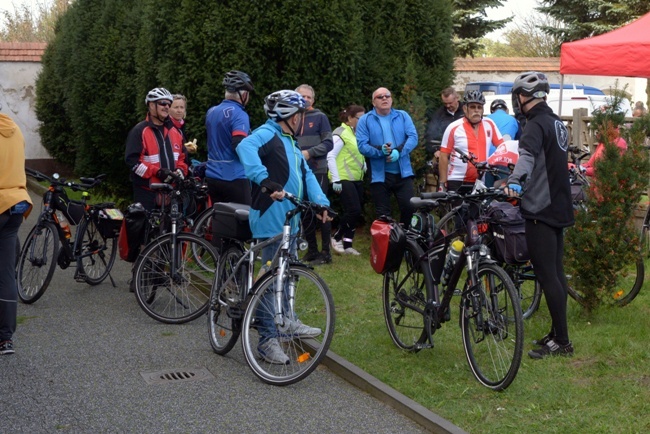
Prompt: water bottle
<box><xmin>56</xmin><ymin>211</ymin><xmax>72</xmax><ymax>239</ymax></box>
<box><xmin>440</xmin><ymin>240</ymin><xmax>464</xmax><ymax>286</ymax></box>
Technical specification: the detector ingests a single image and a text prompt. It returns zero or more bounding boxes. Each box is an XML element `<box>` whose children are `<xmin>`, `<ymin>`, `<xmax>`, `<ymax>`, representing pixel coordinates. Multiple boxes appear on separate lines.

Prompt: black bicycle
<box><xmin>17</xmin><ymin>168</ymin><xmax>121</xmax><ymax>303</ymax></box>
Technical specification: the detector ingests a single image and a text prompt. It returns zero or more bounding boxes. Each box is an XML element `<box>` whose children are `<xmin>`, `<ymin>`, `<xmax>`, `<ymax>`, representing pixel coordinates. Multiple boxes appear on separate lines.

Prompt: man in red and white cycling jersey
<box><xmin>438</xmin><ymin>90</ymin><xmax>504</xmax><ymax>192</ymax></box>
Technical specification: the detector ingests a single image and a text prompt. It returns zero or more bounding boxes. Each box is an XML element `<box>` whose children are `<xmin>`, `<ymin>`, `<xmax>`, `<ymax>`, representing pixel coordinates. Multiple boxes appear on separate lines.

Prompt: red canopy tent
<box><xmin>558</xmin><ymin>12</ymin><xmax>650</xmax><ymax>114</ymax></box>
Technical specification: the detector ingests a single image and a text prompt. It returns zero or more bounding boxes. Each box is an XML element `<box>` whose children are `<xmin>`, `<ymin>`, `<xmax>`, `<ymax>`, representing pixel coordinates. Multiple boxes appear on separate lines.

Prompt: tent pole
<box><xmin>558</xmin><ymin>75</ymin><xmax>565</xmax><ymax>117</ymax></box>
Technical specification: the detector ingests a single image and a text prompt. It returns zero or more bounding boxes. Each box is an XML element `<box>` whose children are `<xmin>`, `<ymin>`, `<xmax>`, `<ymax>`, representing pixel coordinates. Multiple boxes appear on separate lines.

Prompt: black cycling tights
<box><xmin>525</xmin><ymin>220</ymin><xmax>570</xmax><ymax>344</ymax></box>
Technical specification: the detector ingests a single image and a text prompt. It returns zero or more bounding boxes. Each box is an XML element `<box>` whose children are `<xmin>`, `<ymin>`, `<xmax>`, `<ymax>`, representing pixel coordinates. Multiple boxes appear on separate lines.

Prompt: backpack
<box><xmin>370</xmin><ymin>216</ymin><xmax>406</xmax><ymax>274</ymax></box>
<box><xmin>118</xmin><ymin>203</ymin><xmax>148</xmax><ymax>262</ymax></box>
<box><xmin>487</xmin><ymin>201</ymin><xmax>529</xmax><ymax>264</ymax></box>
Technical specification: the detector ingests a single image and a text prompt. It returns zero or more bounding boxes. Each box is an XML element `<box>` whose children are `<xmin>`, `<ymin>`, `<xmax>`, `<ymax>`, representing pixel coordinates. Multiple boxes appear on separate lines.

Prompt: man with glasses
<box><xmin>425</xmin><ymin>87</ymin><xmax>464</xmax><ymax>152</ymax></box>
<box><xmin>125</xmin><ymin>87</ymin><xmax>188</xmax><ymax>211</ymax></box>
<box><xmin>438</xmin><ymin>90</ymin><xmax>504</xmax><ymax>193</ymax></box>
<box><xmin>356</xmin><ymin>87</ymin><xmax>418</xmax><ymax>226</ymax></box>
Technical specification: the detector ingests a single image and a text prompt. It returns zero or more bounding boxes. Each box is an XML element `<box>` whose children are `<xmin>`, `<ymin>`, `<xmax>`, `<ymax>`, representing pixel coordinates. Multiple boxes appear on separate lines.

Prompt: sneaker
<box><xmin>528</xmin><ymin>339</ymin><xmax>574</xmax><ymax>359</ymax></box>
<box><xmin>0</xmin><ymin>340</ymin><xmax>15</xmax><ymax>355</ymax></box>
<box><xmin>302</xmin><ymin>251</ymin><xmax>321</xmax><ymax>263</ymax></box>
<box><xmin>283</xmin><ymin>318</ymin><xmax>322</xmax><ymax>339</ymax></box>
<box><xmin>331</xmin><ymin>239</ymin><xmax>345</xmax><ymax>254</ymax></box>
<box><xmin>532</xmin><ymin>332</ymin><xmax>554</xmax><ymax>346</ymax></box>
<box><xmin>258</xmin><ymin>338</ymin><xmax>290</xmax><ymax>365</ymax></box>
<box><xmin>343</xmin><ymin>247</ymin><xmax>360</xmax><ymax>256</ymax></box>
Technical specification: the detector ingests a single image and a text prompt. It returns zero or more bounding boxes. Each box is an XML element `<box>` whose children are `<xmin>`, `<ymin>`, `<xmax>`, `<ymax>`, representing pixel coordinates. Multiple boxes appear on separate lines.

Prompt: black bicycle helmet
<box><xmin>512</xmin><ymin>71</ymin><xmax>550</xmax><ymax>98</ymax></box>
<box><xmin>490</xmin><ymin>99</ymin><xmax>508</xmax><ymax>113</ymax></box>
<box><xmin>463</xmin><ymin>90</ymin><xmax>486</xmax><ymax>105</ymax></box>
<box><xmin>145</xmin><ymin>87</ymin><xmax>173</xmax><ymax>105</ymax></box>
<box><xmin>264</xmin><ymin>90</ymin><xmax>307</xmax><ymax>121</ymax></box>
<box><xmin>222</xmin><ymin>70</ymin><xmax>254</xmax><ymax>92</ymax></box>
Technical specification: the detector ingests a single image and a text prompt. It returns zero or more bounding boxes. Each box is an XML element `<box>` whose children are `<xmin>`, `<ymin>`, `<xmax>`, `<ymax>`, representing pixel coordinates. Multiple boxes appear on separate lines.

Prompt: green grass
<box><xmin>317</xmin><ymin>230</ymin><xmax>650</xmax><ymax>434</ymax></box>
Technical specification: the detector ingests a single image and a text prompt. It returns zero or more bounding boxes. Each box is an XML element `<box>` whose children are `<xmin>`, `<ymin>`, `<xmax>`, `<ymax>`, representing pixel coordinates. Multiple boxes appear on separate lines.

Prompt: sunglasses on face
<box><xmin>156</xmin><ymin>101</ymin><xmax>171</xmax><ymax>107</ymax></box>
<box><xmin>374</xmin><ymin>94</ymin><xmax>391</xmax><ymax>100</ymax></box>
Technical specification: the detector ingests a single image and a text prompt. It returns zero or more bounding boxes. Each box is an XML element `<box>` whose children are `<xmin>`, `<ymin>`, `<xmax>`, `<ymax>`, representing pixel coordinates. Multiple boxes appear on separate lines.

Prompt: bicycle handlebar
<box><xmin>283</xmin><ymin>192</ymin><xmax>338</xmax><ymax>219</ymax></box>
<box><xmin>26</xmin><ymin>168</ymin><xmax>105</xmax><ymax>191</ymax></box>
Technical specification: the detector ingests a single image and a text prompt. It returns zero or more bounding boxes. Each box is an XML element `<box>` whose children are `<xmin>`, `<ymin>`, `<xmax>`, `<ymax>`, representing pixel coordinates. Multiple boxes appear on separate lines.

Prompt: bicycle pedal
<box><xmin>415</xmin><ymin>342</ymin><xmax>433</xmax><ymax>350</ymax></box>
<box><xmin>74</xmin><ymin>272</ymin><xmax>87</xmax><ymax>282</ymax></box>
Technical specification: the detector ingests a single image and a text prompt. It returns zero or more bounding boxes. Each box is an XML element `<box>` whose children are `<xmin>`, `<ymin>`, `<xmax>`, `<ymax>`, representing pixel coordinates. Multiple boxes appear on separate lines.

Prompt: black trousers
<box><xmin>334</xmin><ymin>180</ymin><xmax>364</xmax><ymax>248</ymax></box>
<box><xmin>526</xmin><ymin>220</ymin><xmax>570</xmax><ymax>344</ymax></box>
<box><xmin>302</xmin><ymin>173</ymin><xmax>331</xmax><ymax>254</ymax></box>
<box><xmin>369</xmin><ymin>174</ymin><xmax>414</xmax><ymax>227</ymax></box>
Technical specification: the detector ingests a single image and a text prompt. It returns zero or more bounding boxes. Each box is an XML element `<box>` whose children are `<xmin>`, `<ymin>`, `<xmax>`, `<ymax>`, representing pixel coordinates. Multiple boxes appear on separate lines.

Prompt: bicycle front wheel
<box><xmin>76</xmin><ymin>218</ymin><xmax>117</xmax><ymax>285</ymax></box>
<box><xmin>134</xmin><ymin>233</ymin><xmax>217</xmax><ymax>324</ymax></box>
<box><xmin>461</xmin><ymin>262</ymin><xmax>523</xmax><ymax>391</ymax></box>
<box><xmin>382</xmin><ymin>238</ymin><xmax>432</xmax><ymax>352</ymax></box>
<box><xmin>208</xmin><ymin>244</ymin><xmax>247</xmax><ymax>355</ymax></box>
<box><xmin>241</xmin><ymin>265</ymin><xmax>335</xmax><ymax>386</ymax></box>
<box><xmin>17</xmin><ymin>222</ymin><xmax>60</xmax><ymax>304</ymax></box>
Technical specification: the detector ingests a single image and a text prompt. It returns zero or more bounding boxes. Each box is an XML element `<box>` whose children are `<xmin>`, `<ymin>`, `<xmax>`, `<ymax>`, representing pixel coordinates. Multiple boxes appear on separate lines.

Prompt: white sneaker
<box><xmin>258</xmin><ymin>338</ymin><xmax>289</xmax><ymax>364</ymax></box>
<box><xmin>343</xmin><ymin>247</ymin><xmax>360</xmax><ymax>256</ymax></box>
<box><xmin>331</xmin><ymin>239</ymin><xmax>344</xmax><ymax>254</ymax></box>
<box><xmin>283</xmin><ymin>318</ymin><xmax>322</xmax><ymax>338</ymax></box>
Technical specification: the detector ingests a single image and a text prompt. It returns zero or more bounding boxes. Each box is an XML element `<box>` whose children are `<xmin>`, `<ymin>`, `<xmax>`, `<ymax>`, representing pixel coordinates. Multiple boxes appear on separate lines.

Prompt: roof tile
<box><xmin>0</xmin><ymin>42</ymin><xmax>47</xmax><ymax>62</ymax></box>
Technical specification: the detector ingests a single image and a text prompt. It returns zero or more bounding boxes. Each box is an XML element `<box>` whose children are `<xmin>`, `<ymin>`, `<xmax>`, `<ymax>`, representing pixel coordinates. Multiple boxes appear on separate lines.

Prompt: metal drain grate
<box><xmin>140</xmin><ymin>368</ymin><xmax>215</xmax><ymax>385</ymax></box>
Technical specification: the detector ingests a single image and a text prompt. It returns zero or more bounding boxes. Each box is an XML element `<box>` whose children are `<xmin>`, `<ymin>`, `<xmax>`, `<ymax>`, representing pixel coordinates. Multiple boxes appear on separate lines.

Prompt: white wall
<box><xmin>0</xmin><ymin>61</ymin><xmax>51</xmax><ymax>160</ymax></box>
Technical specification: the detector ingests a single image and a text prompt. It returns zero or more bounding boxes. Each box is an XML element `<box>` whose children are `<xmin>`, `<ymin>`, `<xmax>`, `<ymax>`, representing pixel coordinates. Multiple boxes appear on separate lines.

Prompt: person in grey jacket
<box><xmin>505</xmin><ymin>71</ymin><xmax>575</xmax><ymax>360</ymax></box>
<box><xmin>295</xmin><ymin>84</ymin><xmax>334</xmax><ymax>265</ymax></box>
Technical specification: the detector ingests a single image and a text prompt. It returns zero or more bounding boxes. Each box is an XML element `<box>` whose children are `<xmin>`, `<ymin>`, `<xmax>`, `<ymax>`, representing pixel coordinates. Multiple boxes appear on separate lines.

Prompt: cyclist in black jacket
<box><xmin>505</xmin><ymin>71</ymin><xmax>575</xmax><ymax>359</ymax></box>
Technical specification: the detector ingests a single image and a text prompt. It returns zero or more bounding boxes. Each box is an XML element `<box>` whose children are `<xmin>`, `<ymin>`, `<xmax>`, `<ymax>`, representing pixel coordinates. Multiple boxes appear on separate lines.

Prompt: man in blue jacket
<box><xmin>236</xmin><ymin>90</ymin><xmax>330</xmax><ymax>365</ymax></box>
<box><xmin>356</xmin><ymin>87</ymin><xmax>419</xmax><ymax>226</ymax></box>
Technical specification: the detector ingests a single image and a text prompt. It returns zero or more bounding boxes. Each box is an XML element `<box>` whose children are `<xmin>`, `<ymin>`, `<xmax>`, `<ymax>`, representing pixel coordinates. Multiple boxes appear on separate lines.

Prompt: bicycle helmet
<box><xmin>264</xmin><ymin>90</ymin><xmax>307</xmax><ymax>121</ymax></box>
<box><xmin>490</xmin><ymin>99</ymin><xmax>508</xmax><ymax>113</ymax></box>
<box><xmin>145</xmin><ymin>87</ymin><xmax>173</xmax><ymax>105</ymax></box>
<box><xmin>463</xmin><ymin>90</ymin><xmax>486</xmax><ymax>106</ymax></box>
<box><xmin>223</xmin><ymin>70</ymin><xmax>254</xmax><ymax>92</ymax></box>
<box><xmin>512</xmin><ymin>71</ymin><xmax>550</xmax><ymax>98</ymax></box>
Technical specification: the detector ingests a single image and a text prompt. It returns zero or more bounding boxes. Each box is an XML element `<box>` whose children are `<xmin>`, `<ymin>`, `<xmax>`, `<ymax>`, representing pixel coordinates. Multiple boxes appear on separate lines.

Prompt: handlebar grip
<box><xmin>420</xmin><ymin>192</ymin><xmax>447</xmax><ymax>200</ymax></box>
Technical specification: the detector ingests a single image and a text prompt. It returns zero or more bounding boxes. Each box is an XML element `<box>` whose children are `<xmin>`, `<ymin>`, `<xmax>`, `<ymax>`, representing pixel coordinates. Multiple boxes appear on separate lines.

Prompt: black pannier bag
<box><xmin>96</xmin><ymin>206</ymin><xmax>124</xmax><ymax>239</ymax></box>
<box><xmin>118</xmin><ymin>203</ymin><xmax>147</xmax><ymax>262</ymax></box>
<box><xmin>370</xmin><ymin>216</ymin><xmax>406</xmax><ymax>274</ymax></box>
<box><xmin>212</xmin><ymin>202</ymin><xmax>252</xmax><ymax>242</ymax></box>
<box><xmin>487</xmin><ymin>201</ymin><xmax>529</xmax><ymax>264</ymax></box>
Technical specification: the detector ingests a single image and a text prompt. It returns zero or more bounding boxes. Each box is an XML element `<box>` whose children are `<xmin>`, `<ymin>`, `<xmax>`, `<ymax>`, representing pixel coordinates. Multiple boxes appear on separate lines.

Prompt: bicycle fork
<box><xmin>274</xmin><ymin>226</ymin><xmax>294</xmax><ymax>330</ymax></box>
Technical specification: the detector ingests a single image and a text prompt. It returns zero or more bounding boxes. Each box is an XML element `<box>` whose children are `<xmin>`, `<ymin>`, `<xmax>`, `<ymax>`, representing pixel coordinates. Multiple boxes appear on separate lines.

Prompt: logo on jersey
<box><xmin>555</xmin><ymin>120</ymin><xmax>568</xmax><ymax>151</ymax></box>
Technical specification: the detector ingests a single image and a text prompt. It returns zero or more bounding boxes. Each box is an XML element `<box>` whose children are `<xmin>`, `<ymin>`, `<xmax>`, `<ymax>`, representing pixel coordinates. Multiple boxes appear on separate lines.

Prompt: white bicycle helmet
<box><xmin>264</xmin><ymin>90</ymin><xmax>307</xmax><ymax>121</ymax></box>
<box><xmin>145</xmin><ymin>87</ymin><xmax>173</xmax><ymax>105</ymax></box>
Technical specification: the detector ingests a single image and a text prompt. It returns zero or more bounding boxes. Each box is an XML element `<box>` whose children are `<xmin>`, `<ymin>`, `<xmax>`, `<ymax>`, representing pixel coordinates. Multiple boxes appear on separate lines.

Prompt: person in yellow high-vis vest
<box><xmin>327</xmin><ymin>104</ymin><xmax>366</xmax><ymax>255</ymax></box>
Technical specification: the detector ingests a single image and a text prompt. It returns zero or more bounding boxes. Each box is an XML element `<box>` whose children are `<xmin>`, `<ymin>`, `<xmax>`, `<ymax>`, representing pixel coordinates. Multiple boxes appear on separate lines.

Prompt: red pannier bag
<box><xmin>370</xmin><ymin>216</ymin><xmax>406</xmax><ymax>274</ymax></box>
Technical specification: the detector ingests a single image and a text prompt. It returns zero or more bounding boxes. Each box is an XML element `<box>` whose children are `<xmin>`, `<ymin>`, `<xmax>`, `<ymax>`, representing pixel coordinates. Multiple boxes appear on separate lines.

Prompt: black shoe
<box><xmin>310</xmin><ymin>251</ymin><xmax>332</xmax><ymax>266</ymax></box>
<box><xmin>528</xmin><ymin>340</ymin><xmax>574</xmax><ymax>359</ymax></box>
<box><xmin>128</xmin><ymin>278</ymin><xmax>136</xmax><ymax>293</ymax></box>
<box><xmin>0</xmin><ymin>340</ymin><xmax>15</xmax><ymax>355</ymax></box>
<box><xmin>321</xmin><ymin>251</ymin><xmax>332</xmax><ymax>264</ymax></box>
<box><xmin>532</xmin><ymin>333</ymin><xmax>554</xmax><ymax>346</ymax></box>
<box><xmin>302</xmin><ymin>251</ymin><xmax>321</xmax><ymax>263</ymax></box>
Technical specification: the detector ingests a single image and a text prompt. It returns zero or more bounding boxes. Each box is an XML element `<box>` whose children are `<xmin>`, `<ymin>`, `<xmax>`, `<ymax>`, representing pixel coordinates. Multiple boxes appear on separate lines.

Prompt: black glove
<box><xmin>260</xmin><ymin>178</ymin><xmax>283</xmax><ymax>195</ymax></box>
<box><xmin>157</xmin><ymin>168</ymin><xmax>173</xmax><ymax>183</ymax></box>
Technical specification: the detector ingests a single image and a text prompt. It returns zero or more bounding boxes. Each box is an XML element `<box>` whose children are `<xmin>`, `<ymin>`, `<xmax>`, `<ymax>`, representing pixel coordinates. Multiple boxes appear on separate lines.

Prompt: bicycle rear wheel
<box><xmin>382</xmin><ymin>238</ymin><xmax>432</xmax><ymax>352</ymax></box>
<box><xmin>191</xmin><ymin>208</ymin><xmax>217</xmax><ymax>272</ymax></box>
<box><xmin>134</xmin><ymin>233</ymin><xmax>217</xmax><ymax>324</ymax></box>
<box><xmin>208</xmin><ymin>244</ymin><xmax>247</xmax><ymax>355</ymax></box>
<box><xmin>461</xmin><ymin>262</ymin><xmax>523</xmax><ymax>391</ymax></box>
<box><xmin>503</xmin><ymin>263</ymin><xmax>542</xmax><ymax>319</ymax></box>
<box><xmin>241</xmin><ymin>265</ymin><xmax>335</xmax><ymax>386</ymax></box>
<box><xmin>17</xmin><ymin>222</ymin><xmax>60</xmax><ymax>304</ymax></box>
<box><xmin>76</xmin><ymin>218</ymin><xmax>117</xmax><ymax>285</ymax></box>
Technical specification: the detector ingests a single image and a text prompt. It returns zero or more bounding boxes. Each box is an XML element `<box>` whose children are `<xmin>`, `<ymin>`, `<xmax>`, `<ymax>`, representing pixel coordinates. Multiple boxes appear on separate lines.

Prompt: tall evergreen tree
<box><xmin>452</xmin><ymin>0</ymin><xmax>511</xmax><ymax>57</ymax></box>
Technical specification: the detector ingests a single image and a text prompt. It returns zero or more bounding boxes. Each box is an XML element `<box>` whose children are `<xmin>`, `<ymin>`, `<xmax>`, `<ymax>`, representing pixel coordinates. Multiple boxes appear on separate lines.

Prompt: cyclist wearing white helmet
<box><xmin>505</xmin><ymin>71</ymin><xmax>575</xmax><ymax>360</ymax></box>
<box><xmin>438</xmin><ymin>90</ymin><xmax>504</xmax><ymax>193</ymax></box>
<box><xmin>236</xmin><ymin>89</ymin><xmax>331</xmax><ymax>364</ymax></box>
<box><xmin>125</xmin><ymin>87</ymin><xmax>188</xmax><ymax>211</ymax></box>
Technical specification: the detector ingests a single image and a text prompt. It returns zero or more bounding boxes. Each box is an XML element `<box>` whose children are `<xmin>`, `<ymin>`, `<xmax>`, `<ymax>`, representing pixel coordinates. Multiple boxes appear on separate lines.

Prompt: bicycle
<box><xmin>207</xmin><ymin>192</ymin><xmax>336</xmax><ymax>386</ymax></box>
<box><xmin>132</xmin><ymin>175</ymin><xmax>218</xmax><ymax>324</ymax></box>
<box><xmin>17</xmin><ymin>168</ymin><xmax>121</xmax><ymax>304</ymax></box>
<box><xmin>386</xmin><ymin>185</ymin><xmax>524</xmax><ymax>391</ymax></box>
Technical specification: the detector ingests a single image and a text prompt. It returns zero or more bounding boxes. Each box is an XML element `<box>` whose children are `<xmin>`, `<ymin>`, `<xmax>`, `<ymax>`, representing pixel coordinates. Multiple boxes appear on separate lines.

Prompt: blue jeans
<box><xmin>0</xmin><ymin>212</ymin><xmax>24</xmax><ymax>341</ymax></box>
<box><xmin>256</xmin><ymin>237</ymin><xmax>297</xmax><ymax>344</ymax></box>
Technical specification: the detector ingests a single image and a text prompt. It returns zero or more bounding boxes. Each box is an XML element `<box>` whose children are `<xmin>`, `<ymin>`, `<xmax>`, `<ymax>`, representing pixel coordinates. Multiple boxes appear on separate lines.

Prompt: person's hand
<box><xmin>260</xmin><ymin>178</ymin><xmax>284</xmax><ymax>199</ymax></box>
<box><xmin>387</xmin><ymin>149</ymin><xmax>399</xmax><ymax>162</ymax></box>
<box><xmin>505</xmin><ymin>183</ymin><xmax>522</xmax><ymax>197</ymax></box>
<box><xmin>184</xmin><ymin>139</ymin><xmax>198</xmax><ymax>154</ymax></box>
<box><xmin>174</xmin><ymin>169</ymin><xmax>185</xmax><ymax>180</ymax></box>
<box><xmin>157</xmin><ymin>168</ymin><xmax>173</xmax><ymax>183</ymax></box>
<box><xmin>316</xmin><ymin>209</ymin><xmax>333</xmax><ymax>223</ymax></box>
<box><xmin>381</xmin><ymin>143</ymin><xmax>392</xmax><ymax>155</ymax></box>
<box><xmin>438</xmin><ymin>182</ymin><xmax>447</xmax><ymax>193</ymax></box>
<box><xmin>579</xmin><ymin>165</ymin><xmax>587</xmax><ymax>174</ymax></box>
<box><xmin>302</xmin><ymin>150</ymin><xmax>310</xmax><ymax>160</ymax></box>
<box><xmin>332</xmin><ymin>182</ymin><xmax>342</xmax><ymax>193</ymax></box>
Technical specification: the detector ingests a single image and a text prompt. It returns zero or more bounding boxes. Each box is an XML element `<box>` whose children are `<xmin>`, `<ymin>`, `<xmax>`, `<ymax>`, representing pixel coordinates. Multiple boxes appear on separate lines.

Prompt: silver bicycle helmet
<box><xmin>145</xmin><ymin>87</ymin><xmax>173</xmax><ymax>105</ymax></box>
<box><xmin>463</xmin><ymin>90</ymin><xmax>486</xmax><ymax>105</ymax></box>
<box><xmin>223</xmin><ymin>70</ymin><xmax>254</xmax><ymax>92</ymax></box>
<box><xmin>264</xmin><ymin>90</ymin><xmax>307</xmax><ymax>121</ymax></box>
<box><xmin>512</xmin><ymin>71</ymin><xmax>550</xmax><ymax>98</ymax></box>
<box><xmin>490</xmin><ymin>99</ymin><xmax>508</xmax><ymax>113</ymax></box>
